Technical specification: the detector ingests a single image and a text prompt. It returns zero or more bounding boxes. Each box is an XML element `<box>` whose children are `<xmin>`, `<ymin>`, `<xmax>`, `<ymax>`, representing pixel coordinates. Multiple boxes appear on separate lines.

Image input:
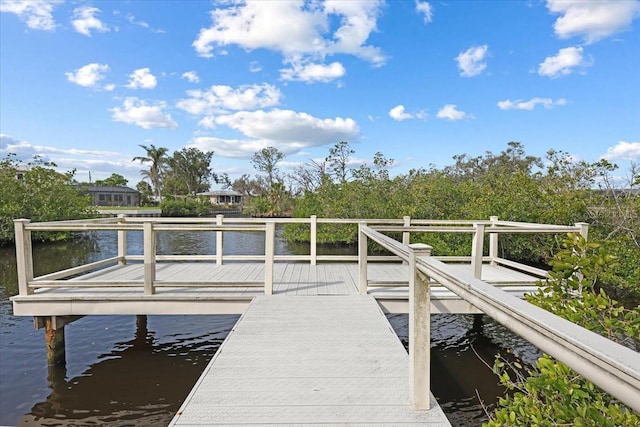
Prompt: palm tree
<box><xmin>132</xmin><ymin>144</ymin><xmax>169</xmax><ymax>201</ymax></box>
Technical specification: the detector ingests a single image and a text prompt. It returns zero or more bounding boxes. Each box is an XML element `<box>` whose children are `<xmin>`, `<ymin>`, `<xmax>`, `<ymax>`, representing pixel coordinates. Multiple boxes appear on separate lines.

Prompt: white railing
<box><xmin>14</xmin><ymin>215</ymin><xmax>587</xmax><ymax>297</ymax></box>
<box><xmin>358</xmin><ymin>224</ymin><xmax>640</xmax><ymax>413</ymax></box>
<box><xmin>14</xmin><ymin>217</ymin><xmax>276</xmax><ymax>295</ymax></box>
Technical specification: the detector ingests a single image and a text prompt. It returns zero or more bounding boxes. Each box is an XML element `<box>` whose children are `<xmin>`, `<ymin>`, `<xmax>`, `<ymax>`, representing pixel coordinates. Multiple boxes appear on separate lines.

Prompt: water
<box><xmin>0</xmin><ymin>229</ymin><xmax>542</xmax><ymax>426</ymax></box>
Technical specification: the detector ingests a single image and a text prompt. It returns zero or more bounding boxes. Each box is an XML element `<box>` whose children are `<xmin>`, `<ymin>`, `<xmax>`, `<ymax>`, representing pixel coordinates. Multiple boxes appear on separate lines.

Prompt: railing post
<box><xmin>489</xmin><ymin>216</ymin><xmax>498</xmax><ymax>266</ymax></box>
<box><xmin>216</xmin><ymin>214</ymin><xmax>224</xmax><ymax>265</ymax></box>
<box><xmin>14</xmin><ymin>219</ymin><xmax>34</xmax><ymax>296</ymax></box>
<box><xmin>117</xmin><ymin>214</ymin><xmax>127</xmax><ymax>265</ymax></box>
<box><xmin>409</xmin><ymin>243</ymin><xmax>432</xmax><ymax>410</ymax></box>
<box><xmin>402</xmin><ymin>216</ymin><xmax>411</xmax><ymax>265</ymax></box>
<box><xmin>265</xmin><ymin>221</ymin><xmax>275</xmax><ymax>295</ymax></box>
<box><xmin>575</xmin><ymin>222</ymin><xmax>589</xmax><ymax>241</ymax></box>
<box><xmin>143</xmin><ymin>221</ymin><xmax>156</xmax><ymax>295</ymax></box>
<box><xmin>310</xmin><ymin>215</ymin><xmax>317</xmax><ymax>266</ymax></box>
<box><xmin>402</xmin><ymin>216</ymin><xmax>411</xmax><ymax>245</ymax></box>
<box><xmin>358</xmin><ymin>222</ymin><xmax>368</xmax><ymax>295</ymax></box>
<box><xmin>471</xmin><ymin>223</ymin><xmax>485</xmax><ymax>279</ymax></box>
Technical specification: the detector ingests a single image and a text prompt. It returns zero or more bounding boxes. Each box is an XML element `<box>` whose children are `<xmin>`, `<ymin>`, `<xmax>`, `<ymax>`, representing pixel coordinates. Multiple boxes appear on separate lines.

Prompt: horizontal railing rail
<box><xmin>417</xmin><ymin>256</ymin><xmax>640</xmax><ymax>413</ymax></box>
<box><xmin>14</xmin><ymin>215</ymin><xmax>588</xmax><ymax>296</ymax></box>
<box><xmin>357</xmin><ymin>224</ymin><xmax>640</xmax><ymax>413</ymax></box>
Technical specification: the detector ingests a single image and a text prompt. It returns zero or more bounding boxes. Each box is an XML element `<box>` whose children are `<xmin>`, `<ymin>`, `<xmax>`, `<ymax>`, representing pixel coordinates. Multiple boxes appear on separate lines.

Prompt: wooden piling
<box><xmin>45</xmin><ymin>317</ymin><xmax>66</xmax><ymax>367</ymax></box>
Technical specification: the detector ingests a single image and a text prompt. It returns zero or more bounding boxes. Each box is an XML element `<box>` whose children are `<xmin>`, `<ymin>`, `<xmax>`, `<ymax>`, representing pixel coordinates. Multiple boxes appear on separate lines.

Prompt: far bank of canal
<box><xmin>1</xmin><ymin>229</ymin><xmax>542</xmax><ymax>426</ymax></box>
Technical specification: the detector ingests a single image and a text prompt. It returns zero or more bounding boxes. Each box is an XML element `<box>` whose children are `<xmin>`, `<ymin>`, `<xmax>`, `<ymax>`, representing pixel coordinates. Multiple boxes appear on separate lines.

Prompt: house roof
<box><xmin>83</xmin><ymin>185</ymin><xmax>140</xmax><ymax>194</ymax></box>
<box><xmin>197</xmin><ymin>190</ymin><xmax>243</xmax><ymax>196</ymax></box>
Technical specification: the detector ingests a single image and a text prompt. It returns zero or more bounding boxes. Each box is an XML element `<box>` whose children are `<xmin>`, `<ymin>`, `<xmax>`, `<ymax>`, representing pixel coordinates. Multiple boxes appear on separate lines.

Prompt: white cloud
<box><xmin>436</xmin><ymin>104</ymin><xmax>472</xmax><ymax>121</ymax></box>
<box><xmin>0</xmin><ymin>134</ymin><xmax>142</xmax><ymax>184</ymax></box>
<box><xmin>191</xmin><ymin>109</ymin><xmax>359</xmax><ymax>158</ymax></box>
<box><xmin>215</xmin><ymin>109</ymin><xmax>359</xmax><ymax>143</ymax></box>
<box><xmin>126</xmin><ymin>13</ymin><xmax>164</xmax><ymax>33</ymax></box>
<box><xmin>455</xmin><ymin>45</ymin><xmax>489</xmax><ymax>77</ymax></box>
<box><xmin>1</xmin><ymin>134</ymin><xmax>119</xmax><ymax>158</ymax></box>
<box><xmin>415</xmin><ymin>1</ymin><xmax>433</xmax><ymax>23</ymax></box>
<box><xmin>65</xmin><ymin>63</ymin><xmax>110</xmax><ymax>88</ymax></box>
<box><xmin>497</xmin><ymin>97</ymin><xmax>567</xmax><ymax>110</ymax></box>
<box><xmin>72</xmin><ymin>6</ymin><xmax>110</xmax><ymax>36</ymax></box>
<box><xmin>547</xmin><ymin>0</ymin><xmax>640</xmax><ymax>44</ymax></box>
<box><xmin>249</xmin><ymin>61</ymin><xmax>262</xmax><ymax>73</ymax></box>
<box><xmin>280</xmin><ymin>61</ymin><xmax>346</xmax><ymax>83</ymax></box>
<box><xmin>111</xmin><ymin>97</ymin><xmax>177</xmax><ymax>129</ymax></box>
<box><xmin>177</xmin><ymin>83</ymin><xmax>282</xmax><ymax>115</ymax></box>
<box><xmin>0</xmin><ymin>0</ymin><xmax>61</xmax><ymax>30</ymax></box>
<box><xmin>603</xmin><ymin>141</ymin><xmax>640</xmax><ymax>161</ymax></box>
<box><xmin>181</xmin><ymin>71</ymin><xmax>200</xmax><ymax>83</ymax></box>
<box><xmin>538</xmin><ymin>46</ymin><xmax>592</xmax><ymax>78</ymax></box>
<box><xmin>193</xmin><ymin>0</ymin><xmax>386</xmax><ymax>72</ymax></box>
<box><xmin>389</xmin><ymin>105</ymin><xmax>427</xmax><ymax>121</ymax></box>
<box><xmin>126</xmin><ymin>68</ymin><xmax>157</xmax><ymax>89</ymax></box>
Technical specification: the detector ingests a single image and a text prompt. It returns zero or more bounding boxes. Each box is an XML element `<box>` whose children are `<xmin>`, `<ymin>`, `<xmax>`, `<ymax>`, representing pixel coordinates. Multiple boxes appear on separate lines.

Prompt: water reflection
<box><xmin>388</xmin><ymin>313</ymin><xmax>541</xmax><ymax>426</ymax></box>
<box><xmin>18</xmin><ymin>315</ymin><xmax>239</xmax><ymax>427</ymax></box>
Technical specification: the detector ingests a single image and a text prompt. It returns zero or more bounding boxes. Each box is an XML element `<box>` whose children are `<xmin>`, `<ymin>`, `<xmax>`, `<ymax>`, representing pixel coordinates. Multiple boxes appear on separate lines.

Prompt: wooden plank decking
<box><xmin>169</xmin><ymin>295</ymin><xmax>451</xmax><ymax>426</ymax></box>
<box><xmin>10</xmin><ymin>261</ymin><xmax>545</xmax><ymax>425</ymax></box>
<box><xmin>11</xmin><ymin>262</ymin><xmax>544</xmax><ymax>316</ymax></box>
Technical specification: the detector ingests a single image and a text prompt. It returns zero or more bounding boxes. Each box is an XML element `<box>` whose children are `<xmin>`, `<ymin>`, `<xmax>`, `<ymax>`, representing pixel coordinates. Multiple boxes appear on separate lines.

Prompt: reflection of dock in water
<box><xmin>20</xmin><ymin>316</ymin><xmax>233</xmax><ymax>426</ymax></box>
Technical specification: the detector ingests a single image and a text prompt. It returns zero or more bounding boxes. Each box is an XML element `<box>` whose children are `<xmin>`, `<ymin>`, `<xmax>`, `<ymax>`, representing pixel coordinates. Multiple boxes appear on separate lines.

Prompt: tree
<box><xmin>288</xmin><ymin>159</ymin><xmax>328</xmax><ymax>195</ymax></box>
<box><xmin>136</xmin><ymin>181</ymin><xmax>153</xmax><ymax>206</ymax></box>
<box><xmin>163</xmin><ymin>147</ymin><xmax>215</xmax><ymax>196</ymax></box>
<box><xmin>326</xmin><ymin>141</ymin><xmax>354</xmax><ymax>183</ymax></box>
<box><xmin>94</xmin><ymin>173</ymin><xmax>128</xmax><ymax>187</ymax></box>
<box><xmin>487</xmin><ymin>235</ymin><xmax>639</xmax><ymax>427</ymax></box>
<box><xmin>132</xmin><ymin>144</ymin><xmax>169</xmax><ymax>201</ymax></box>
<box><xmin>230</xmin><ymin>174</ymin><xmax>262</xmax><ymax>197</ymax></box>
<box><xmin>251</xmin><ymin>147</ymin><xmax>284</xmax><ymax>190</ymax></box>
<box><xmin>246</xmin><ymin>147</ymin><xmax>291</xmax><ymax>217</ymax></box>
<box><xmin>0</xmin><ymin>155</ymin><xmax>94</xmax><ymax>243</ymax></box>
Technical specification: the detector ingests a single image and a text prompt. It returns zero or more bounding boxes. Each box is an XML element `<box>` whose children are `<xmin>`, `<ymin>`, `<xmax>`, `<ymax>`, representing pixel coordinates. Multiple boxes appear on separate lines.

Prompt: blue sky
<box><xmin>1</xmin><ymin>0</ymin><xmax>639</xmax><ymax>188</ymax></box>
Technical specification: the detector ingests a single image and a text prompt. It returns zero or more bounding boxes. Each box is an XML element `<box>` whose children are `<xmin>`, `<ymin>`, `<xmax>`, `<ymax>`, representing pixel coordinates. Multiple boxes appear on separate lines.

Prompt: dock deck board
<box><xmin>169</xmin><ymin>295</ymin><xmax>451</xmax><ymax>426</ymax></box>
<box><xmin>12</xmin><ymin>262</ymin><xmax>543</xmax><ymax>316</ymax></box>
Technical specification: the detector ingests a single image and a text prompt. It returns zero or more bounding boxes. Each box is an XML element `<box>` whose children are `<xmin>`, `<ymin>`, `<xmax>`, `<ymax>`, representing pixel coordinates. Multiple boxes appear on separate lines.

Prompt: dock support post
<box><xmin>489</xmin><ymin>216</ymin><xmax>498</xmax><ymax>266</ymax></box>
<box><xmin>14</xmin><ymin>219</ymin><xmax>34</xmax><ymax>296</ymax></box>
<box><xmin>358</xmin><ymin>222</ymin><xmax>368</xmax><ymax>295</ymax></box>
<box><xmin>117</xmin><ymin>214</ymin><xmax>127</xmax><ymax>265</ymax></box>
<box><xmin>310</xmin><ymin>215</ymin><xmax>317</xmax><ymax>266</ymax></box>
<box><xmin>409</xmin><ymin>243</ymin><xmax>432</xmax><ymax>410</ymax></box>
<box><xmin>143</xmin><ymin>221</ymin><xmax>156</xmax><ymax>295</ymax></box>
<box><xmin>216</xmin><ymin>215</ymin><xmax>224</xmax><ymax>265</ymax></box>
<box><xmin>471</xmin><ymin>223</ymin><xmax>485</xmax><ymax>279</ymax></box>
<box><xmin>265</xmin><ymin>221</ymin><xmax>275</xmax><ymax>295</ymax></box>
<box><xmin>45</xmin><ymin>317</ymin><xmax>66</xmax><ymax>367</ymax></box>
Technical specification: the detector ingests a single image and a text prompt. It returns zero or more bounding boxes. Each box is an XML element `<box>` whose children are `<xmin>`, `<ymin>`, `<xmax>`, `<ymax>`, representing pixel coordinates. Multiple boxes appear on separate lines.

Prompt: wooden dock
<box><xmin>14</xmin><ymin>217</ymin><xmax>639</xmax><ymax>419</ymax></box>
<box><xmin>10</xmin><ymin>262</ymin><xmax>542</xmax><ymax>316</ymax></box>
<box><xmin>169</xmin><ymin>295</ymin><xmax>451</xmax><ymax>426</ymax></box>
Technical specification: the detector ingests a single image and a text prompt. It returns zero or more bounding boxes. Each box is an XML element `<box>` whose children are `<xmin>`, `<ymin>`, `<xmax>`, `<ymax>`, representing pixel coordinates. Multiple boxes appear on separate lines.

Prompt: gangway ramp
<box><xmin>169</xmin><ymin>295</ymin><xmax>451</xmax><ymax>426</ymax></box>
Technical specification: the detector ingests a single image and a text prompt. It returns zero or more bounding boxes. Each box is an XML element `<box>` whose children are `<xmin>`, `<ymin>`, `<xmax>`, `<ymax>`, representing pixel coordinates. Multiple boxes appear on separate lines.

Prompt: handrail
<box><xmin>416</xmin><ymin>256</ymin><xmax>640</xmax><ymax>413</ymax></box>
<box><xmin>14</xmin><ymin>215</ymin><xmax>587</xmax><ymax>296</ymax></box>
<box><xmin>357</xmin><ymin>224</ymin><xmax>639</xmax><ymax>413</ymax></box>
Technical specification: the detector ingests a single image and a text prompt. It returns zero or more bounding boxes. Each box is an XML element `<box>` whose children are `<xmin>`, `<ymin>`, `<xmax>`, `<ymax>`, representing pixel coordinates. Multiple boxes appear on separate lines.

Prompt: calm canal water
<box><xmin>0</xmin><ymin>228</ymin><xmax>542</xmax><ymax>426</ymax></box>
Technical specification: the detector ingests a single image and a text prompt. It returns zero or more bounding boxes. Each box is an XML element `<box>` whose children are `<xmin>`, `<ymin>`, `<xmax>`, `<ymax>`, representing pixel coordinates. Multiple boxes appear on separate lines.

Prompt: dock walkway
<box><xmin>12</xmin><ymin>217</ymin><xmax>639</xmax><ymax>419</ymax></box>
<box><xmin>169</xmin><ymin>295</ymin><xmax>451</xmax><ymax>426</ymax></box>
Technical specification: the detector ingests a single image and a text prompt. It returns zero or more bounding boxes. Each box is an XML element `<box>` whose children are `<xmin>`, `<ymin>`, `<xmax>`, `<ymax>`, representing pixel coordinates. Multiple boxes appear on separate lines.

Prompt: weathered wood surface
<box><xmin>169</xmin><ymin>295</ymin><xmax>451</xmax><ymax>426</ymax></box>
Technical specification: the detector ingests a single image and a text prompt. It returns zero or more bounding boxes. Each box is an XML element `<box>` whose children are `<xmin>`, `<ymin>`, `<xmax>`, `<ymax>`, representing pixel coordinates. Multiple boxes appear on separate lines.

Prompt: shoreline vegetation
<box><xmin>2</xmin><ymin>141</ymin><xmax>638</xmax><ymax>296</ymax></box>
<box><xmin>2</xmin><ymin>141</ymin><xmax>639</xmax><ymax>424</ymax></box>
